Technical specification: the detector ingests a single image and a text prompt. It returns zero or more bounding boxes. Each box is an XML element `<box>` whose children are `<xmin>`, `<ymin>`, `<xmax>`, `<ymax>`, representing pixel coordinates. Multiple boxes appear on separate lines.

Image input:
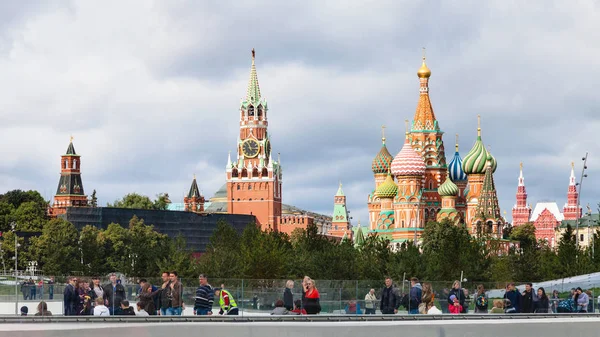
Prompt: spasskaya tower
<box><xmin>226</xmin><ymin>49</ymin><xmax>282</xmax><ymax>230</ymax></box>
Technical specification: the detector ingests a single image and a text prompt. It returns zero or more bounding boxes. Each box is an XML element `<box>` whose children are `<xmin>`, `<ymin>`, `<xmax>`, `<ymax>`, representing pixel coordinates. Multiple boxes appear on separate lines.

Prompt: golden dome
<box><xmin>417</xmin><ymin>57</ymin><xmax>431</xmax><ymax>78</ymax></box>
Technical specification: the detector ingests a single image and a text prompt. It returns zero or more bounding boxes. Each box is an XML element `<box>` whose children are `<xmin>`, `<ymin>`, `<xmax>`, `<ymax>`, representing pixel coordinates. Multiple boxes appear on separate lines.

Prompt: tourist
<box><xmin>490</xmin><ymin>300</ymin><xmax>504</xmax><ymax>314</ymax></box>
<box><xmin>20</xmin><ymin>306</ymin><xmax>28</xmax><ymax>316</ymax></box>
<box><xmin>345</xmin><ymin>299</ymin><xmax>362</xmax><ymax>314</ymax></box>
<box><xmin>91</xmin><ymin>277</ymin><xmax>104</xmax><ymax>306</ymax></box>
<box><xmin>271</xmin><ymin>299</ymin><xmax>292</xmax><ymax>315</ymax></box>
<box><xmin>521</xmin><ymin>283</ymin><xmax>535</xmax><ymax>313</ymax></box>
<box><xmin>164</xmin><ymin>271</ymin><xmax>184</xmax><ymax>315</ymax></box>
<box><xmin>302</xmin><ymin>278</ymin><xmax>321</xmax><ymax>315</ymax></box>
<box><xmin>215</xmin><ymin>287</ymin><xmax>239</xmax><ymax>315</ymax></box>
<box><xmin>291</xmin><ymin>299</ymin><xmax>307</xmax><ymax>315</ymax></box>
<box><xmin>63</xmin><ymin>277</ymin><xmax>78</xmax><ymax>316</ymax></box>
<box><xmin>194</xmin><ymin>274</ymin><xmax>214</xmax><ymax>315</ymax></box>
<box><xmin>364</xmin><ymin>288</ymin><xmax>377</xmax><ymax>314</ymax></box>
<box><xmin>48</xmin><ymin>277</ymin><xmax>54</xmax><ymax>300</ymax></box>
<box><xmin>158</xmin><ymin>271</ymin><xmax>171</xmax><ymax>315</ymax></box>
<box><xmin>138</xmin><ymin>279</ymin><xmax>160</xmax><ymax>314</ymax></box>
<box><xmin>504</xmin><ymin>299</ymin><xmax>517</xmax><ymax>313</ymax></box>
<box><xmin>283</xmin><ymin>280</ymin><xmax>294</xmax><ymax>311</ymax></box>
<box><xmin>136</xmin><ymin>302</ymin><xmax>149</xmax><ymax>316</ymax></box>
<box><xmin>104</xmin><ymin>273</ymin><xmax>126</xmax><ymax>315</ymax></box>
<box><xmin>448</xmin><ymin>280</ymin><xmax>466</xmax><ymax>314</ymax></box>
<box><xmin>448</xmin><ymin>295</ymin><xmax>462</xmax><ymax>314</ymax></box>
<box><xmin>35</xmin><ymin>301</ymin><xmax>52</xmax><ymax>316</ymax></box>
<box><xmin>408</xmin><ymin>277</ymin><xmax>422</xmax><ymax>314</ymax></box>
<box><xmin>550</xmin><ymin>290</ymin><xmax>560</xmax><ymax>313</ymax></box>
<box><xmin>575</xmin><ymin>287</ymin><xmax>589</xmax><ymax>312</ymax></box>
<box><xmin>119</xmin><ymin>300</ymin><xmax>136</xmax><ymax>315</ymax></box>
<box><xmin>420</xmin><ymin>283</ymin><xmax>436</xmax><ymax>314</ymax></box>
<box><xmin>93</xmin><ymin>297</ymin><xmax>110</xmax><ymax>316</ymax></box>
<box><xmin>503</xmin><ymin>283</ymin><xmax>521</xmax><ymax>313</ymax></box>
<box><xmin>138</xmin><ymin>282</ymin><xmax>160</xmax><ymax>315</ymax></box>
<box><xmin>586</xmin><ymin>290</ymin><xmax>594</xmax><ymax>313</ymax></box>
<box><xmin>474</xmin><ymin>284</ymin><xmax>488</xmax><ymax>313</ymax></box>
<box><xmin>535</xmin><ymin>287</ymin><xmax>549</xmax><ymax>313</ymax></box>
<box><xmin>380</xmin><ymin>277</ymin><xmax>399</xmax><ymax>314</ymax></box>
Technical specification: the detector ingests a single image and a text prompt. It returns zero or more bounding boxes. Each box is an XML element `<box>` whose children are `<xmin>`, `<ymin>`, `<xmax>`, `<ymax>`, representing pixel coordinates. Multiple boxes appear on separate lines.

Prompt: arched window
<box><xmin>248</xmin><ymin>184</ymin><xmax>252</xmax><ymax>190</ymax></box>
<box><xmin>73</xmin><ymin>159</ymin><xmax>77</xmax><ymax>169</ymax></box>
<box><xmin>487</xmin><ymin>221</ymin><xmax>494</xmax><ymax>233</ymax></box>
<box><xmin>237</xmin><ymin>184</ymin><xmax>240</xmax><ymax>190</ymax></box>
<box><xmin>248</xmin><ymin>105</ymin><xmax>254</xmax><ymax>117</ymax></box>
<box><xmin>257</xmin><ymin>105</ymin><xmax>263</xmax><ymax>119</ymax></box>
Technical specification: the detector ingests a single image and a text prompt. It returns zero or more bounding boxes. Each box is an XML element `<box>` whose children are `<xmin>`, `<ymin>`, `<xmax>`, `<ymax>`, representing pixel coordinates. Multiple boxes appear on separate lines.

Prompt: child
<box><xmin>136</xmin><ymin>302</ymin><xmax>149</xmax><ymax>316</ymax></box>
<box><xmin>93</xmin><ymin>297</ymin><xmax>110</xmax><ymax>316</ymax></box>
<box><xmin>448</xmin><ymin>295</ymin><xmax>462</xmax><ymax>314</ymax></box>
<box><xmin>504</xmin><ymin>299</ymin><xmax>517</xmax><ymax>314</ymax></box>
<box><xmin>490</xmin><ymin>299</ymin><xmax>504</xmax><ymax>314</ymax></box>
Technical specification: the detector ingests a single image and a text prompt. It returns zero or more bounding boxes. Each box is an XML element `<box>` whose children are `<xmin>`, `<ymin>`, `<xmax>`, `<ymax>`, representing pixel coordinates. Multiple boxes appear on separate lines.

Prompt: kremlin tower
<box><xmin>330</xmin><ymin>182</ymin><xmax>351</xmax><ymax>238</ymax></box>
<box><xmin>50</xmin><ymin>137</ymin><xmax>88</xmax><ymax>216</ymax></box>
<box><xmin>511</xmin><ymin>163</ymin><xmax>532</xmax><ymax>226</ymax></box>
<box><xmin>472</xmin><ymin>153</ymin><xmax>503</xmax><ymax>237</ymax></box>
<box><xmin>462</xmin><ymin>115</ymin><xmax>498</xmax><ymax>232</ymax></box>
<box><xmin>184</xmin><ymin>175</ymin><xmax>205</xmax><ymax>213</ymax></box>
<box><xmin>368</xmin><ymin>127</ymin><xmax>394</xmax><ymax>229</ymax></box>
<box><xmin>563</xmin><ymin>162</ymin><xmax>581</xmax><ymax>220</ymax></box>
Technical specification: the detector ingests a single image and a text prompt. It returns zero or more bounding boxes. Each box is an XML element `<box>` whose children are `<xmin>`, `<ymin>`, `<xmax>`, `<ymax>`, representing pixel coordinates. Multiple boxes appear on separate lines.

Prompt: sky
<box><xmin>0</xmin><ymin>1</ymin><xmax>599</xmax><ymax>223</ymax></box>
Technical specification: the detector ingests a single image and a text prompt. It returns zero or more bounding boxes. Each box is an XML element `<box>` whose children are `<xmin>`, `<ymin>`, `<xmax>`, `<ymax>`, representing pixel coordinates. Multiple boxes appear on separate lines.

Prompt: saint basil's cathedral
<box><xmin>367</xmin><ymin>56</ymin><xmax>504</xmax><ymax>246</ymax></box>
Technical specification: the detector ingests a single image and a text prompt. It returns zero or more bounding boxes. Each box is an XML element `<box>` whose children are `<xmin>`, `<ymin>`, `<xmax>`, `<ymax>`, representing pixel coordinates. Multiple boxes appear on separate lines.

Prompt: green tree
<box><xmin>126</xmin><ymin>215</ymin><xmax>170</xmax><ymax>276</ymax></box>
<box><xmin>90</xmin><ymin>190</ymin><xmax>98</xmax><ymax>207</ymax></box>
<box><xmin>108</xmin><ymin>193</ymin><xmax>154</xmax><ymax>209</ymax></box>
<box><xmin>30</xmin><ymin>218</ymin><xmax>79</xmax><ymax>275</ymax></box>
<box><xmin>0</xmin><ymin>190</ymin><xmax>47</xmax><ymax>210</ymax></box>
<box><xmin>0</xmin><ymin>201</ymin><xmax>15</xmax><ymax>232</ymax></box>
<box><xmin>510</xmin><ymin>223</ymin><xmax>537</xmax><ymax>252</ymax></box>
<box><xmin>156</xmin><ymin>235</ymin><xmax>197</xmax><ymax>279</ymax></box>
<box><xmin>79</xmin><ymin>225</ymin><xmax>108</xmax><ymax>275</ymax></box>
<box><xmin>103</xmin><ymin>222</ymin><xmax>130</xmax><ymax>272</ymax></box>
<box><xmin>153</xmin><ymin>193</ymin><xmax>171</xmax><ymax>211</ymax></box>
<box><xmin>557</xmin><ymin>225</ymin><xmax>580</xmax><ymax>277</ymax></box>
<box><xmin>239</xmin><ymin>224</ymin><xmax>292</xmax><ymax>279</ymax></box>
<box><xmin>12</xmin><ymin>201</ymin><xmax>47</xmax><ymax>231</ymax></box>
<box><xmin>198</xmin><ymin>219</ymin><xmax>242</xmax><ymax>278</ymax></box>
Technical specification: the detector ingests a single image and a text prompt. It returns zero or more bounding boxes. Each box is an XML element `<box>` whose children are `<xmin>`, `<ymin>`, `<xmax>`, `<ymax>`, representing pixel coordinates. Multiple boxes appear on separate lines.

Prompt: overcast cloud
<box><xmin>0</xmin><ymin>0</ymin><xmax>599</xmax><ymax>223</ymax></box>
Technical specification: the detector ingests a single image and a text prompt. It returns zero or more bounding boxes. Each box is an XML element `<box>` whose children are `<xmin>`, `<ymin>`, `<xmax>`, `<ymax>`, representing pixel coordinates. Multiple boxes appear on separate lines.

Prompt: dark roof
<box><xmin>188</xmin><ymin>178</ymin><xmax>201</xmax><ymax>198</ymax></box>
<box><xmin>561</xmin><ymin>213</ymin><xmax>600</xmax><ymax>228</ymax></box>
<box><xmin>55</xmin><ymin>173</ymin><xmax>85</xmax><ymax>196</ymax></box>
<box><xmin>66</xmin><ymin>142</ymin><xmax>77</xmax><ymax>155</ymax></box>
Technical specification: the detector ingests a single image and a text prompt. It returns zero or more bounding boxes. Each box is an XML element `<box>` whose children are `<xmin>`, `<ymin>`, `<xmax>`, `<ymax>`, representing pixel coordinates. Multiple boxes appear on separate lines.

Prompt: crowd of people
<box><xmin>12</xmin><ymin>272</ymin><xmax>594</xmax><ymax>316</ymax></box>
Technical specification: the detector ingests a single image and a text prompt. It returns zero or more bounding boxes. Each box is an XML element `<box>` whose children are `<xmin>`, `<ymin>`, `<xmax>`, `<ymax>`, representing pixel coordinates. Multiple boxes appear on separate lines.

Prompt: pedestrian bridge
<box><xmin>1</xmin><ymin>315</ymin><xmax>599</xmax><ymax>337</ymax></box>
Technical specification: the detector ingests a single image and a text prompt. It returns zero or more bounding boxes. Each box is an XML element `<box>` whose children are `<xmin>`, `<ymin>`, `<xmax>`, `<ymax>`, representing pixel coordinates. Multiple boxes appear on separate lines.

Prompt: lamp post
<box><xmin>10</xmin><ymin>222</ymin><xmax>20</xmax><ymax>316</ymax></box>
<box><xmin>575</xmin><ymin>153</ymin><xmax>589</xmax><ymax>248</ymax></box>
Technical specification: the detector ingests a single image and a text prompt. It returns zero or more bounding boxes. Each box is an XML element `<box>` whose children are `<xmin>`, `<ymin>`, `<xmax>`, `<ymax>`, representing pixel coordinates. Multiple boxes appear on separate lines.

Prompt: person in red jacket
<box><xmin>302</xmin><ymin>278</ymin><xmax>321</xmax><ymax>314</ymax></box>
<box><xmin>448</xmin><ymin>295</ymin><xmax>462</xmax><ymax>314</ymax></box>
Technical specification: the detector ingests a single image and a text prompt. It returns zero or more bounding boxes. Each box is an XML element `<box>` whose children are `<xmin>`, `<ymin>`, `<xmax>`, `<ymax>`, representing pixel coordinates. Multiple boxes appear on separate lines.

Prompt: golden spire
<box><xmin>571</xmin><ymin>161</ymin><xmax>574</xmax><ymax>168</ymax></box>
<box><xmin>417</xmin><ymin>47</ymin><xmax>431</xmax><ymax>78</ymax></box>
<box><xmin>477</xmin><ymin>115</ymin><xmax>481</xmax><ymax>137</ymax></box>
<box><xmin>251</xmin><ymin>48</ymin><xmax>255</xmax><ymax>64</ymax></box>
<box><xmin>381</xmin><ymin>125</ymin><xmax>386</xmax><ymax>145</ymax></box>
<box><xmin>520</xmin><ymin>162</ymin><xmax>523</xmax><ymax>170</ymax></box>
<box><xmin>193</xmin><ymin>173</ymin><xmax>196</xmax><ymax>180</ymax></box>
<box><xmin>455</xmin><ymin>134</ymin><xmax>459</xmax><ymax>152</ymax></box>
<box><xmin>70</xmin><ymin>135</ymin><xmax>74</xmax><ymax>143</ymax></box>
<box><xmin>404</xmin><ymin>119</ymin><xmax>409</xmax><ymax>139</ymax></box>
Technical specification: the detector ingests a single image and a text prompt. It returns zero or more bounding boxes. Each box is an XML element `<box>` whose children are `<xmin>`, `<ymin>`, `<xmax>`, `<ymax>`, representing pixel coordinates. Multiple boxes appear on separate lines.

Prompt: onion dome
<box><xmin>372</xmin><ymin>130</ymin><xmax>393</xmax><ymax>174</ymax></box>
<box><xmin>417</xmin><ymin>56</ymin><xmax>431</xmax><ymax>78</ymax></box>
<box><xmin>375</xmin><ymin>172</ymin><xmax>398</xmax><ymax>199</ymax></box>
<box><xmin>449</xmin><ymin>137</ymin><xmax>467</xmax><ymax>182</ymax></box>
<box><xmin>462</xmin><ymin>116</ymin><xmax>497</xmax><ymax>174</ymax></box>
<box><xmin>391</xmin><ymin>135</ymin><xmax>426</xmax><ymax>177</ymax></box>
<box><xmin>438</xmin><ymin>173</ymin><xmax>459</xmax><ymax>197</ymax></box>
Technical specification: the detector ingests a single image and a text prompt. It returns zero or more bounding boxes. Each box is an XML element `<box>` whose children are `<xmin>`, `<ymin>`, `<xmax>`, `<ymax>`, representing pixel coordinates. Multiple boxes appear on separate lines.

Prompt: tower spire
<box><xmin>570</xmin><ymin>161</ymin><xmax>576</xmax><ymax>186</ymax></box>
<box><xmin>477</xmin><ymin>114</ymin><xmax>481</xmax><ymax>138</ymax></box>
<box><xmin>381</xmin><ymin>125</ymin><xmax>386</xmax><ymax>145</ymax></box>
<box><xmin>246</xmin><ymin>48</ymin><xmax>261</xmax><ymax>104</ymax></box>
<box><xmin>518</xmin><ymin>162</ymin><xmax>524</xmax><ymax>186</ymax></box>
<box><xmin>404</xmin><ymin>119</ymin><xmax>409</xmax><ymax>139</ymax></box>
<box><xmin>455</xmin><ymin>133</ymin><xmax>459</xmax><ymax>152</ymax></box>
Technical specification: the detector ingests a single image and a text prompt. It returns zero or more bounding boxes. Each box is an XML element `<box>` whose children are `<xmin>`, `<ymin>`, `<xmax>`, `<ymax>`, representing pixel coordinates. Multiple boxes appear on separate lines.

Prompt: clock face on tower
<box><xmin>242</xmin><ymin>139</ymin><xmax>260</xmax><ymax>158</ymax></box>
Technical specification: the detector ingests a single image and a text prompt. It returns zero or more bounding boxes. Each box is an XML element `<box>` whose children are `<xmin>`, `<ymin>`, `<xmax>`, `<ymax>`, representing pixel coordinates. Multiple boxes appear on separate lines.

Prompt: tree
<box><xmin>12</xmin><ymin>201</ymin><xmax>47</xmax><ymax>231</ymax></box>
<box><xmin>30</xmin><ymin>218</ymin><xmax>79</xmax><ymax>275</ymax></box>
<box><xmin>79</xmin><ymin>225</ymin><xmax>108</xmax><ymax>275</ymax></box>
<box><xmin>90</xmin><ymin>190</ymin><xmax>98</xmax><ymax>207</ymax></box>
<box><xmin>557</xmin><ymin>225</ymin><xmax>580</xmax><ymax>277</ymax></box>
<box><xmin>0</xmin><ymin>190</ymin><xmax>47</xmax><ymax>210</ymax></box>
<box><xmin>153</xmin><ymin>193</ymin><xmax>171</xmax><ymax>211</ymax></box>
<box><xmin>156</xmin><ymin>235</ymin><xmax>198</xmax><ymax>279</ymax></box>
<box><xmin>0</xmin><ymin>201</ymin><xmax>15</xmax><ymax>233</ymax></box>
<box><xmin>108</xmin><ymin>193</ymin><xmax>154</xmax><ymax>209</ymax></box>
<box><xmin>510</xmin><ymin>223</ymin><xmax>537</xmax><ymax>252</ymax></box>
<box><xmin>239</xmin><ymin>225</ymin><xmax>292</xmax><ymax>279</ymax></box>
<box><xmin>198</xmin><ymin>219</ymin><xmax>242</xmax><ymax>278</ymax></box>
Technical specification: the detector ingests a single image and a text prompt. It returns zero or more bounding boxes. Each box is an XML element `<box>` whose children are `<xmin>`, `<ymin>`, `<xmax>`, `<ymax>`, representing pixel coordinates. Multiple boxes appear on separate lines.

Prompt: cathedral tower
<box><xmin>409</xmin><ymin>52</ymin><xmax>448</xmax><ymax>223</ymax></box>
<box><xmin>226</xmin><ymin>50</ymin><xmax>282</xmax><ymax>230</ymax></box>
<box><xmin>368</xmin><ymin>126</ymin><xmax>393</xmax><ymax>230</ymax></box>
<box><xmin>448</xmin><ymin>134</ymin><xmax>468</xmax><ymax>217</ymax></box>
<box><xmin>51</xmin><ymin>137</ymin><xmax>88</xmax><ymax>216</ymax></box>
<box><xmin>330</xmin><ymin>182</ymin><xmax>350</xmax><ymax>238</ymax></box>
<box><xmin>563</xmin><ymin>162</ymin><xmax>581</xmax><ymax>220</ymax></box>
<box><xmin>436</xmin><ymin>172</ymin><xmax>463</xmax><ymax>225</ymax></box>
<box><xmin>511</xmin><ymin>163</ymin><xmax>532</xmax><ymax>226</ymax></box>
<box><xmin>472</xmin><ymin>153</ymin><xmax>503</xmax><ymax>237</ymax></box>
<box><xmin>184</xmin><ymin>175</ymin><xmax>205</xmax><ymax>213</ymax></box>
<box><xmin>462</xmin><ymin>115</ymin><xmax>497</xmax><ymax>227</ymax></box>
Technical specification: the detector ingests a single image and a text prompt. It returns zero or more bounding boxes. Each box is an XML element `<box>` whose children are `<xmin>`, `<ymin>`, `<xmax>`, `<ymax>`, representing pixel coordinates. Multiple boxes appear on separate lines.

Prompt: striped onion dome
<box><xmin>448</xmin><ymin>150</ymin><xmax>467</xmax><ymax>182</ymax></box>
<box><xmin>372</xmin><ymin>142</ymin><xmax>393</xmax><ymax>174</ymax></box>
<box><xmin>391</xmin><ymin>136</ymin><xmax>426</xmax><ymax>177</ymax></box>
<box><xmin>438</xmin><ymin>173</ymin><xmax>459</xmax><ymax>197</ymax></box>
<box><xmin>462</xmin><ymin>134</ymin><xmax>497</xmax><ymax>174</ymax></box>
<box><xmin>375</xmin><ymin>172</ymin><xmax>398</xmax><ymax>199</ymax></box>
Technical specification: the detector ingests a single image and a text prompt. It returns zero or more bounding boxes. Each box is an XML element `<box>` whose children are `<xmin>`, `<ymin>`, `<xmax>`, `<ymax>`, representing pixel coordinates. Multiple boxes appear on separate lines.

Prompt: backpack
<box><xmin>558</xmin><ymin>299</ymin><xmax>573</xmax><ymax>312</ymax></box>
<box><xmin>476</xmin><ymin>295</ymin><xmax>488</xmax><ymax>310</ymax></box>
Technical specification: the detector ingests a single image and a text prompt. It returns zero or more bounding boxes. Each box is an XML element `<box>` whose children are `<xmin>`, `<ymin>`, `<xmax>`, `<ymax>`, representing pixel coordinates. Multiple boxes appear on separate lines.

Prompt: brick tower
<box><xmin>409</xmin><ymin>52</ymin><xmax>448</xmax><ymax>223</ymax></box>
<box><xmin>184</xmin><ymin>175</ymin><xmax>205</xmax><ymax>213</ymax></box>
<box><xmin>511</xmin><ymin>163</ymin><xmax>532</xmax><ymax>226</ymax></box>
<box><xmin>447</xmin><ymin>134</ymin><xmax>468</xmax><ymax>218</ymax></box>
<box><xmin>226</xmin><ymin>49</ymin><xmax>282</xmax><ymax>230</ymax></box>
<box><xmin>563</xmin><ymin>162</ymin><xmax>581</xmax><ymax>220</ymax></box>
<box><xmin>368</xmin><ymin>126</ymin><xmax>393</xmax><ymax>230</ymax></box>
<box><xmin>330</xmin><ymin>182</ymin><xmax>351</xmax><ymax>238</ymax></box>
<box><xmin>462</xmin><ymin>115</ymin><xmax>497</xmax><ymax>229</ymax></box>
<box><xmin>50</xmin><ymin>137</ymin><xmax>88</xmax><ymax>216</ymax></box>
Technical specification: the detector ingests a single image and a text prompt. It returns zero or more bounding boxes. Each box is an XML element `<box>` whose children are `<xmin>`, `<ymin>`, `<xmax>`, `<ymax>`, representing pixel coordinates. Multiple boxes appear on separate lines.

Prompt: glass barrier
<box><xmin>0</xmin><ymin>274</ymin><xmax>597</xmax><ymax>316</ymax></box>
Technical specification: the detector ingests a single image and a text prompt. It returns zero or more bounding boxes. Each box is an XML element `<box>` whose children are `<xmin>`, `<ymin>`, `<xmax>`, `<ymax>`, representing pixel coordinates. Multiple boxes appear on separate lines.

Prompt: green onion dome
<box><xmin>438</xmin><ymin>173</ymin><xmax>459</xmax><ymax>197</ymax></box>
<box><xmin>372</xmin><ymin>142</ymin><xmax>393</xmax><ymax>174</ymax></box>
<box><xmin>375</xmin><ymin>173</ymin><xmax>398</xmax><ymax>199</ymax></box>
<box><xmin>462</xmin><ymin>134</ymin><xmax>497</xmax><ymax>174</ymax></box>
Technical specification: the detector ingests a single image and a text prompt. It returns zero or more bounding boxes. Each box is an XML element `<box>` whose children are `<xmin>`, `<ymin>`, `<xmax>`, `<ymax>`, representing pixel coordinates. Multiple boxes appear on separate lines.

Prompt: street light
<box><xmin>575</xmin><ymin>153</ymin><xmax>589</xmax><ymax>248</ymax></box>
<box><xmin>10</xmin><ymin>222</ymin><xmax>20</xmax><ymax>316</ymax></box>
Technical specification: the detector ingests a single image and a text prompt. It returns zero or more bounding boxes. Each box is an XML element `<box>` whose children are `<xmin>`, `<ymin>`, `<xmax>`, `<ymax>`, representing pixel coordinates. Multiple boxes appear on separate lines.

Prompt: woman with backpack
<box><xmin>474</xmin><ymin>284</ymin><xmax>488</xmax><ymax>313</ymax></box>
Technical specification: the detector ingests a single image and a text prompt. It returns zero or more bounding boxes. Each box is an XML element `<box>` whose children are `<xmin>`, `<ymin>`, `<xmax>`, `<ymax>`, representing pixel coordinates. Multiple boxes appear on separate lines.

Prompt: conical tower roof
<box><xmin>187</xmin><ymin>175</ymin><xmax>201</xmax><ymax>198</ymax></box>
<box><xmin>66</xmin><ymin>136</ymin><xmax>77</xmax><ymax>155</ymax></box>
<box><xmin>336</xmin><ymin>182</ymin><xmax>345</xmax><ymax>196</ymax></box>
<box><xmin>372</xmin><ymin>126</ymin><xmax>393</xmax><ymax>174</ymax></box>
<box><xmin>354</xmin><ymin>225</ymin><xmax>365</xmax><ymax>247</ymax></box>
<box><xmin>474</xmin><ymin>155</ymin><xmax>502</xmax><ymax>222</ymax></box>
<box><xmin>246</xmin><ymin>49</ymin><xmax>261</xmax><ymax>104</ymax></box>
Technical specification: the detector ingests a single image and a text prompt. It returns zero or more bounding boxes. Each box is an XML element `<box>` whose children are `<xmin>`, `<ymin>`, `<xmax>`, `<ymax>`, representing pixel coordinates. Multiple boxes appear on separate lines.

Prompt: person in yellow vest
<box><xmin>215</xmin><ymin>288</ymin><xmax>239</xmax><ymax>315</ymax></box>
